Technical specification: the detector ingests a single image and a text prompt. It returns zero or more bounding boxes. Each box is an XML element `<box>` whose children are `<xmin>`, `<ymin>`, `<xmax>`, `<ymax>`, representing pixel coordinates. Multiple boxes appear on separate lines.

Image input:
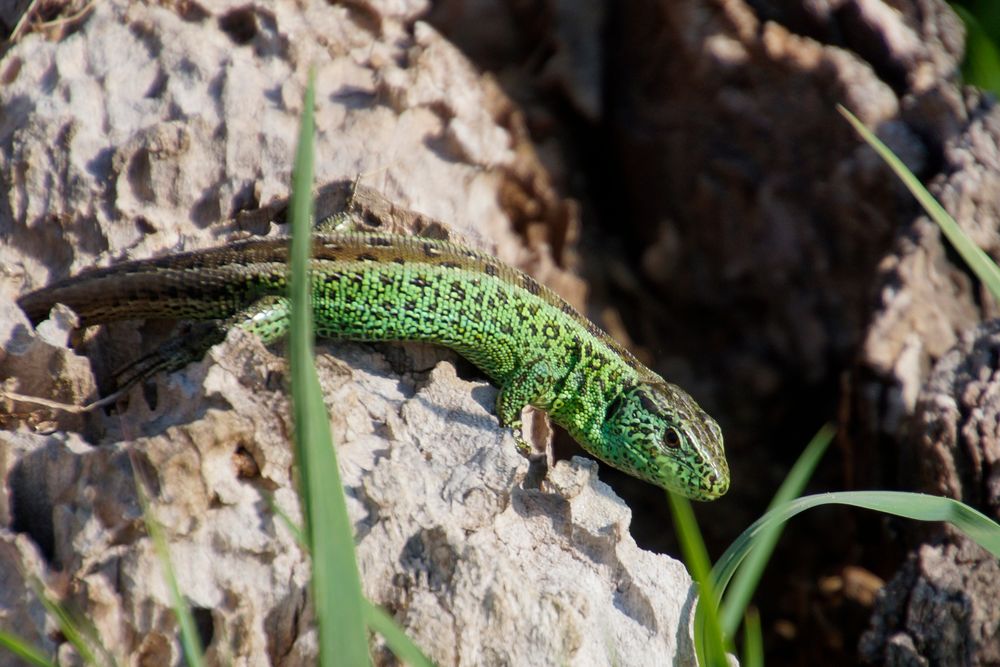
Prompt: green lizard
<box><xmin>17</xmin><ymin>231</ymin><xmax>729</xmax><ymax>500</ymax></box>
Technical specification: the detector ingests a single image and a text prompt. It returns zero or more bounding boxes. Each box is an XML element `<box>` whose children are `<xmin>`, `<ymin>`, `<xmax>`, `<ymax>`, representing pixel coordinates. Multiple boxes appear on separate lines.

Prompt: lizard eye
<box><xmin>663</xmin><ymin>427</ymin><xmax>681</xmax><ymax>449</ymax></box>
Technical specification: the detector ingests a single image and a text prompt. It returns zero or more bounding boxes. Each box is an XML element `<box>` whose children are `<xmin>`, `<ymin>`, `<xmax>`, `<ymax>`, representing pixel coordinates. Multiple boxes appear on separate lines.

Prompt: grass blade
<box><xmin>667</xmin><ymin>492</ymin><xmax>729</xmax><ymax>666</ymax></box>
<box><xmin>741</xmin><ymin>607</ymin><xmax>763</xmax><ymax>667</ymax></box>
<box><xmin>264</xmin><ymin>492</ymin><xmax>433</xmax><ymax>665</ymax></box>
<box><xmin>135</xmin><ymin>475</ymin><xmax>205</xmax><ymax>667</ymax></box>
<box><xmin>838</xmin><ymin>105</ymin><xmax>1000</xmax><ymax>300</ymax></box>
<box><xmin>719</xmin><ymin>424</ymin><xmax>835</xmax><ymax>636</ymax></box>
<box><xmin>31</xmin><ymin>580</ymin><xmax>114</xmax><ymax>667</ymax></box>
<box><xmin>362</xmin><ymin>601</ymin><xmax>435</xmax><ymax>667</ymax></box>
<box><xmin>261</xmin><ymin>489</ymin><xmax>307</xmax><ymax>547</ymax></box>
<box><xmin>711</xmin><ymin>491</ymin><xmax>1000</xmax><ymax>600</ymax></box>
<box><xmin>288</xmin><ymin>70</ymin><xmax>371</xmax><ymax>666</ymax></box>
<box><xmin>0</xmin><ymin>631</ymin><xmax>54</xmax><ymax>667</ymax></box>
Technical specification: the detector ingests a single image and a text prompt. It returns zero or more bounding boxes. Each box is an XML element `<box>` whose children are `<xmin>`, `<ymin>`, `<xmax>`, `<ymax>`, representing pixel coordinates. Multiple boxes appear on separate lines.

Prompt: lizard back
<box><xmin>19</xmin><ymin>232</ymin><xmax>653</xmax><ymax>381</ymax></box>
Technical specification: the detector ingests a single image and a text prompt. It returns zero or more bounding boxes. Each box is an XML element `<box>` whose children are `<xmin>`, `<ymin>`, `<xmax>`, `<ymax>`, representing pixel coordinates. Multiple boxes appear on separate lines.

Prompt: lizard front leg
<box><xmin>495</xmin><ymin>357</ymin><xmax>561</xmax><ymax>459</ymax></box>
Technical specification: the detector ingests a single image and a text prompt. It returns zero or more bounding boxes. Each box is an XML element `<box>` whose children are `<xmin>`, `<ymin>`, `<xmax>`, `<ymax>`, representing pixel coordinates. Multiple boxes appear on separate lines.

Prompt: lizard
<box><xmin>15</xmin><ymin>230</ymin><xmax>730</xmax><ymax>500</ymax></box>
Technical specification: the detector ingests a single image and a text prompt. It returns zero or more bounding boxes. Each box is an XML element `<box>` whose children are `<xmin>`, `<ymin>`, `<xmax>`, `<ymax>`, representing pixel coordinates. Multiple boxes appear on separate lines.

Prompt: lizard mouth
<box><xmin>675</xmin><ymin>456</ymin><xmax>730</xmax><ymax>500</ymax></box>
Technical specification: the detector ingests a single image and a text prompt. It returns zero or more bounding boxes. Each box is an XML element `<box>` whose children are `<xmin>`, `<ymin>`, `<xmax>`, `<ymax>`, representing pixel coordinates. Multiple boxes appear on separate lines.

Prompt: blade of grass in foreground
<box><xmin>838</xmin><ymin>105</ymin><xmax>1000</xmax><ymax>300</ymax></box>
<box><xmin>363</xmin><ymin>602</ymin><xmax>435</xmax><ymax>667</ymax></box>
<box><xmin>288</xmin><ymin>72</ymin><xmax>370</xmax><ymax>666</ymax></box>
<box><xmin>718</xmin><ymin>424</ymin><xmax>835</xmax><ymax>636</ymax></box>
<box><xmin>667</xmin><ymin>492</ymin><xmax>729</xmax><ymax>666</ymax></box>
<box><xmin>0</xmin><ymin>631</ymin><xmax>54</xmax><ymax>667</ymax></box>
<box><xmin>135</xmin><ymin>471</ymin><xmax>205</xmax><ymax>667</ymax></box>
<box><xmin>741</xmin><ymin>607</ymin><xmax>763</xmax><ymax>667</ymax></box>
<box><xmin>32</xmin><ymin>580</ymin><xmax>114</xmax><ymax>667</ymax></box>
<box><xmin>264</xmin><ymin>490</ymin><xmax>434</xmax><ymax>666</ymax></box>
<box><xmin>711</xmin><ymin>491</ymin><xmax>1000</xmax><ymax>599</ymax></box>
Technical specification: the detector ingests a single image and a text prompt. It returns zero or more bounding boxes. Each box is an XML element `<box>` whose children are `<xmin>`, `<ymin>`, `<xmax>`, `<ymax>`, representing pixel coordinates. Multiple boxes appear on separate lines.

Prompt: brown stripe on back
<box><xmin>19</xmin><ymin>231</ymin><xmax>652</xmax><ymax>376</ymax></box>
<box><xmin>310</xmin><ymin>232</ymin><xmax>650</xmax><ymax>375</ymax></box>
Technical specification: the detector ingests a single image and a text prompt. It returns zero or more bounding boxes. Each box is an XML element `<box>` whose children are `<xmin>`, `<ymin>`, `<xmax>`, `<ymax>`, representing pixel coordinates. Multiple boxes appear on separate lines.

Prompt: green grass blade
<box><xmin>134</xmin><ymin>477</ymin><xmax>204</xmax><ymax>667</ymax></box>
<box><xmin>0</xmin><ymin>631</ymin><xmax>54</xmax><ymax>667</ymax></box>
<box><xmin>667</xmin><ymin>492</ymin><xmax>729</xmax><ymax>666</ymax></box>
<box><xmin>31</xmin><ymin>581</ymin><xmax>112</xmax><ymax>666</ymax></box>
<box><xmin>838</xmin><ymin>105</ymin><xmax>1000</xmax><ymax>301</ymax></box>
<box><xmin>741</xmin><ymin>607</ymin><xmax>763</xmax><ymax>667</ymax></box>
<box><xmin>288</xmin><ymin>70</ymin><xmax>371</xmax><ymax>667</ymax></box>
<box><xmin>953</xmin><ymin>4</ymin><xmax>1000</xmax><ymax>95</ymax></box>
<box><xmin>362</xmin><ymin>601</ymin><xmax>435</xmax><ymax>667</ymax></box>
<box><xmin>719</xmin><ymin>424</ymin><xmax>835</xmax><ymax>635</ymax></box>
<box><xmin>712</xmin><ymin>491</ymin><xmax>1000</xmax><ymax>599</ymax></box>
<box><xmin>264</xmin><ymin>492</ymin><xmax>434</xmax><ymax>665</ymax></box>
<box><xmin>261</xmin><ymin>489</ymin><xmax>307</xmax><ymax>547</ymax></box>
<box><xmin>290</xmin><ymin>73</ymin><xmax>318</xmax><ymax>541</ymax></box>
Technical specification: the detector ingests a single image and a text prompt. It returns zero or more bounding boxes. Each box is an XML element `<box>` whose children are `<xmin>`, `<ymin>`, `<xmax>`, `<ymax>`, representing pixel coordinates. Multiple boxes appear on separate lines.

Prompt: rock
<box><xmin>859</xmin><ymin>320</ymin><xmax>1000</xmax><ymax>665</ymax></box>
<box><xmin>910</xmin><ymin>320</ymin><xmax>1000</xmax><ymax>514</ymax></box>
<box><xmin>860</xmin><ymin>540</ymin><xmax>1000</xmax><ymax>666</ymax></box>
<box><xmin>1</xmin><ymin>327</ymin><xmax>701</xmax><ymax>664</ymax></box>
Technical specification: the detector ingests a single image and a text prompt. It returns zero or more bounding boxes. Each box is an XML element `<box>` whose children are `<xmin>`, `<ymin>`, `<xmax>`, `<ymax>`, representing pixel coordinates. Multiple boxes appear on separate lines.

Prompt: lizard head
<box><xmin>599</xmin><ymin>381</ymin><xmax>728</xmax><ymax>500</ymax></box>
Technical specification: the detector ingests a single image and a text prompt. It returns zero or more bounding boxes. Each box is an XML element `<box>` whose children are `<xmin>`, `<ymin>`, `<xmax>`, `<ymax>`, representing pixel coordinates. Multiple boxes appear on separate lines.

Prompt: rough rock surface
<box><xmin>859</xmin><ymin>321</ymin><xmax>1000</xmax><ymax>666</ymax></box>
<box><xmin>0</xmin><ymin>0</ymin><xmax>579</xmax><ymax>302</ymax></box>
<box><xmin>860</xmin><ymin>540</ymin><xmax>1000</xmax><ymax>666</ymax></box>
<box><xmin>0</xmin><ymin>0</ymin><xmax>700</xmax><ymax>664</ymax></box>
<box><xmin>1</xmin><ymin>326</ymin><xmax>699</xmax><ymax>665</ymax></box>
<box><xmin>910</xmin><ymin>320</ymin><xmax>1000</xmax><ymax>514</ymax></box>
